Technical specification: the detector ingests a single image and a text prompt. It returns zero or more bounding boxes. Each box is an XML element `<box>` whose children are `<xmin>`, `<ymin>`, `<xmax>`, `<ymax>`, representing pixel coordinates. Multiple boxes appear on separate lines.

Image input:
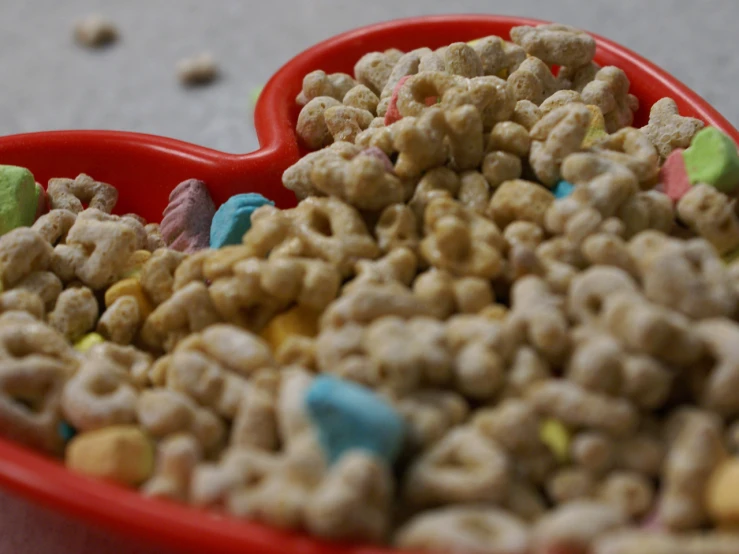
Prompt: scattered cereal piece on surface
<box><xmin>66</xmin><ymin>425</ymin><xmax>154</xmax><ymax>486</ymax></box>
<box><xmin>209</xmin><ymin>193</ymin><xmax>274</xmax><ymax>248</ymax></box>
<box><xmin>306</xmin><ymin>375</ymin><xmax>406</xmax><ymax>465</ymax></box>
<box><xmin>683</xmin><ymin>127</ymin><xmax>739</xmax><ymax>193</ymax></box>
<box><xmin>552</xmin><ymin>180</ymin><xmax>575</xmax><ymax>199</ymax></box>
<box><xmin>0</xmin><ymin>165</ymin><xmax>39</xmax><ymax>236</ymax></box>
<box><xmin>73</xmin><ymin>332</ymin><xmax>105</xmax><ymax>352</ymax></box>
<box><xmin>582</xmin><ymin>105</ymin><xmax>608</xmax><ymax>148</ymax></box>
<box><xmin>659</xmin><ymin>149</ymin><xmax>692</xmax><ymax>203</ymax></box>
<box><xmin>260</xmin><ymin>305</ymin><xmax>320</xmax><ymax>353</ymax></box>
<box><xmin>540</xmin><ymin>418</ymin><xmax>571</xmax><ymax>463</ymax></box>
<box><xmin>177</xmin><ymin>53</ymin><xmax>219</xmax><ymax>86</ymax></box>
<box><xmin>74</xmin><ymin>15</ymin><xmax>118</xmax><ymax>48</ymax></box>
<box><xmin>706</xmin><ymin>458</ymin><xmax>739</xmax><ymax>525</ymax></box>
<box><xmin>161</xmin><ymin>179</ymin><xmax>215</xmax><ymax>253</ymax></box>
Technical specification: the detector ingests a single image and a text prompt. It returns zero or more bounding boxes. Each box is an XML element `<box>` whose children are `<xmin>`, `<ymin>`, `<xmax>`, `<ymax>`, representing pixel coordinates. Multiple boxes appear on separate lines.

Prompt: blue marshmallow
<box><xmin>305</xmin><ymin>375</ymin><xmax>406</xmax><ymax>466</ymax></box>
<box><xmin>58</xmin><ymin>421</ymin><xmax>77</xmax><ymax>442</ymax></box>
<box><xmin>552</xmin><ymin>180</ymin><xmax>575</xmax><ymax>199</ymax></box>
<box><xmin>209</xmin><ymin>193</ymin><xmax>274</xmax><ymax>248</ymax></box>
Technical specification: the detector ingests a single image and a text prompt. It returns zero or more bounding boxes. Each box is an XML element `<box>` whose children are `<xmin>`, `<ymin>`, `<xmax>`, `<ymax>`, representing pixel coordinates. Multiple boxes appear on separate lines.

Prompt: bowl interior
<box><xmin>0</xmin><ymin>13</ymin><xmax>738</xmax><ymax>554</ymax></box>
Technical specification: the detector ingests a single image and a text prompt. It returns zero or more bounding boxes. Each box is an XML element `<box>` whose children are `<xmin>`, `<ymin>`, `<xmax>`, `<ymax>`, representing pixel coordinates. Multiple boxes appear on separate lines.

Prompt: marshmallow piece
<box><xmin>684</xmin><ymin>127</ymin><xmax>739</xmax><ymax>193</ymax></box>
<box><xmin>160</xmin><ymin>179</ymin><xmax>216</xmax><ymax>253</ymax></box>
<box><xmin>659</xmin><ymin>149</ymin><xmax>692</xmax><ymax>203</ymax></box>
<box><xmin>209</xmin><ymin>193</ymin><xmax>274</xmax><ymax>248</ymax></box>
<box><xmin>260</xmin><ymin>305</ymin><xmax>320</xmax><ymax>353</ymax></box>
<box><xmin>582</xmin><ymin>105</ymin><xmax>608</xmax><ymax>148</ymax></box>
<box><xmin>34</xmin><ymin>183</ymin><xmax>48</xmax><ymax>221</ymax></box>
<box><xmin>552</xmin><ymin>180</ymin><xmax>575</xmax><ymax>199</ymax></box>
<box><xmin>384</xmin><ymin>75</ymin><xmax>410</xmax><ymax>126</ymax></box>
<box><xmin>707</xmin><ymin>458</ymin><xmax>739</xmax><ymax>525</ymax></box>
<box><xmin>306</xmin><ymin>375</ymin><xmax>406</xmax><ymax>465</ymax></box>
<box><xmin>0</xmin><ymin>165</ymin><xmax>39</xmax><ymax>235</ymax></box>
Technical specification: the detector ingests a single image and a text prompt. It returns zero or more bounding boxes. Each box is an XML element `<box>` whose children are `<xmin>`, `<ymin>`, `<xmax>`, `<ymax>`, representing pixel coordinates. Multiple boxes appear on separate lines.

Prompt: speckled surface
<box><xmin>1</xmin><ymin>1</ymin><xmax>738</xmax><ymax>552</ymax></box>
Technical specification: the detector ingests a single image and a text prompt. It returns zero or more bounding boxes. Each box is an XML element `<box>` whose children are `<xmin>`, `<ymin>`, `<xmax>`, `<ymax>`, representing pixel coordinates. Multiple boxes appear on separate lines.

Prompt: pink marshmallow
<box><xmin>384</xmin><ymin>75</ymin><xmax>411</xmax><ymax>126</ymax></box>
<box><xmin>659</xmin><ymin>149</ymin><xmax>692</xmax><ymax>204</ymax></box>
<box><xmin>160</xmin><ymin>179</ymin><xmax>216</xmax><ymax>253</ymax></box>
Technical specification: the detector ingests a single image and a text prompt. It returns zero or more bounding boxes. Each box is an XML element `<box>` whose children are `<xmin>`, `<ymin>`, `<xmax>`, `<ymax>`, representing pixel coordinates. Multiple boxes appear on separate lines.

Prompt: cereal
<box><xmin>2</xmin><ymin>25</ymin><xmax>739</xmax><ymax>553</ymax></box>
<box><xmin>210</xmin><ymin>193</ymin><xmax>274</xmax><ymax>248</ymax></box>
<box><xmin>641</xmin><ymin>97</ymin><xmax>706</xmax><ymax>160</ymax></box>
<box><xmin>47</xmin><ymin>173</ymin><xmax>118</xmax><ymax>214</ymax></box>
<box><xmin>683</xmin><ymin>127</ymin><xmax>739</xmax><ymax>193</ymax></box>
<box><xmin>306</xmin><ymin>375</ymin><xmax>406</xmax><ymax>465</ymax></box>
<box><xmin>0</xmin><ymin>165</ymin><xmax>39</xmax><ymax>236</ymax></box>
<box><xmin>177</xmin><ymin>53</ymin><xmax>219</xmax><ymax>86</ymax></box>
<box><xmin>66</xmin><ymin>425</ymin><xmax>154</xmax><ymax>486</ymax></box>
<box><xmin>74</xmin><ymin>15</ymin><xmax>118</xmax><ymax>48</ymax></box>
<box><xmin>160</xmin><ymin>179</ymin><xmax>216</xmax><ymax>253</ymax></box>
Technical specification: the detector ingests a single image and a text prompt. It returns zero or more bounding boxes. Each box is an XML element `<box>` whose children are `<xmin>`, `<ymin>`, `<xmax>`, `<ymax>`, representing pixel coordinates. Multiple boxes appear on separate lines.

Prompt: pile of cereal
<box><xmin>3</xmin><ymin>22</ymin><xmax>739</xmax><ymax>554</ymax></box>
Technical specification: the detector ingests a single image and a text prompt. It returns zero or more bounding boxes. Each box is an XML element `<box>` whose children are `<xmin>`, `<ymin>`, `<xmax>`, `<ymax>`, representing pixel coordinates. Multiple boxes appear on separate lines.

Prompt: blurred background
<box><xmin>0</xmin><ymin>1</ymin><xmax>738</xmax><ymax>553</ymax></box>
<box><xmin>1</xmin><ymin>0</ymin><xmax>738</xmax><ymax>155</ymax></box>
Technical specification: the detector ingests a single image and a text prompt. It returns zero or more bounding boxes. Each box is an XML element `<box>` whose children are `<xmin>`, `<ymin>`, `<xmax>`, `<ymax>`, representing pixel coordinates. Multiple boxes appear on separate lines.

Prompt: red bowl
<box><xmin>0</xmin><ymin>14</ymin><xmax>738</xmax><ymax>554</ymax></box>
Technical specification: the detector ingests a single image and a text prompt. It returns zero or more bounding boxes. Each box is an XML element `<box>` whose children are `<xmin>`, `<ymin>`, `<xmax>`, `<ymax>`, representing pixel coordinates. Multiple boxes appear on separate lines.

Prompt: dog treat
<box><xmin>0</xmin><ymin>165</ymin><xmax>40</xmax><ymax>236</ymax></box>
<box><xmin>4</xmin><ymin>21</ymin><xmax>739</xmax><ymax>553</ymax></box>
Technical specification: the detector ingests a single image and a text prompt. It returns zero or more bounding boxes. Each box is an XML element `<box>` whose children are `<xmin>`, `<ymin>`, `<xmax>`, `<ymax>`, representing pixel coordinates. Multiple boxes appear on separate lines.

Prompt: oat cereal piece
<box><xmin>447</xmin><ymin>76</ymin><xmax>516</xmax><ymax>130</ymax></box>
<box><xmin>61</xmin><ymin>355</ymin><xmax>138</xmax><ymax>432</ymax></box>
<box><xmin>141</xmin><ymin>282</ymin><xmax>221</xmax><ymax>352</ymax></box>
<box><xmin>528</xmin><ymin>379</ymin><xmax>638</xmax><ymax>437</ymax></box>
<box><xmin>47</xmin><ymin>174</ymin><xmax>117</xmax><ymax>214</ymax></box>
<box><xmin>375</xmin><ymin>204</ymin><xmax>420</xmax><ymax>253</ymax></box>
<box><xmin>421</xmin><ymin>197</ymin><xmax>505</xmax><ymax>279</ymax></box>
<box><xmin>283</xmin><ymin>141</ymin><xmax>361</xmax><ymax>200</ymax></box>
<box><xmin>396</xmin><ymin>71</ymin><xmax>460</xmax><ymax>117</ymax></box>
<box><xmin>507</xmin><ymin>57</ymin><xmax>560</xmax><ymax>105</ymax></box>
<box><xmin>581</xmin><ymin>67</ymin><xmax>639</xmax><ymax>133</ymax></box>
<box><xmin>310</xmin><ymin>147</ymin><xmax>406</xmax><ymax>211</ymax></box>
<box><xmin>394</xmin><ymin>506</ymin><xmax>529</xmax><ymax>554</ymax></box>
<box><xmin>481</xmin><ymin>151</ymin><xmax>523</xmax><ymax>189</ymax></box>
<box><xmin>395</xmin><ymin>389</ymin><xmax>469</xmax><ymax>451</ymax></box>
<box><xmin>299</xmin><ymin>70</ymin><xmax>356</xmax><ymax>103</ymax></box>
<box><xmin>353</xmin><ymin>50</ymin><xmax>404</xmax><ymax>96</ymax></box>
<box><xmin>403</xmin><ymin>426</ymin><xmax>510</xmax><ymax>507</ymax></box>
<box><xmin>0</xmin><ymin>290</ymin><xmax>45</xmax><ymax>320</ymax></box>
<box><xmin>546</xmin><ymin>467</ymin><xmax>595</xmax><ymax>505</ymax></box>
<box><xmin>346</xmin><ymin>248</ymin><xmax>418</xmax><ymax>293</ymax></box>
<box><xmin>539</xmin><ymin>90</ymin><xmax>584</xmax><ymax>117</ymax></box>
<box><xmin>342</xmin><ymin>84</ymin><xmax>380</xmax><ymax>113</ymax></box>
<box><xmin>392</xmin><ymin>107</ymin><xmax>449</xmax><ymax>179</ymax></box>
<box><xmin>296</xmin><ymin>96</ymin><xmax>343</xmax><ymax>149</ymax></box>
<box><xmin>658</xmin><ymin>410</ymin><xmax>726</xmax><ymax>530</ymax></box>
<box><xmin>413</xmin><ymin>269</ymin><xmax>494</xmax><ymax>319</ymax></box>
<box><xmin>529</xmin><ymin>103</ymin><xmax>592</xmax><ymax>186</ymax></box>
<box><xmin>105</xmin><ymin>277</ymin><xmax>153</xmax><ymax>319</ymax></box>
<box><xmin>380</xmin><ymin>48</ymin><xmax>430</xmax><ymax>99</ymax></box>
<box><xmin>602</xmin><ymin>291</ymin><xmax>704</xmax><ymax>367</ymax></box>
<box><xmin>488</xmin><ymin>179</ymin><xmax>555</xmax><ymax>229</ymax></box>
<box><xmin>137</xmin><ymin>389</ymin><xmax>224</xmax><ymax>454</ymax></box>
<box><xmin>230</xmin><ymin>382</ymin><xmax>279</xmax><ymax>452</ymax></box>
<box><xmin>694</xmin><ymin>319</ymin><xmax>739</xmax><ymax>417</ymax></box>
<box><xmin>305</xmin><ymin>451</ymin><xmax>393</xmax><ymax>543</ymax></box>
<box><xmin>74</xmin><ymin>15</ymin><xmax>118</xmax><ymax>48</ymax></box>
<box><xmin>86</xmin><ymin>342</ymin><xmax>152</xmax><ymax>388</ymax></box>
<box><xmin>0</xmin><ymin>227</ymin><xmax>54</xmax><ymax>288</ymax></box>
<box><xmin>323</xmin><ymin>105</ymin><xmax>375</xmax><ymax>144</ymax></box>
<box><xmin>445</xmin><ymin>105</ymin><xmax>486</xmax><ymax>171</ymax></box>
<box><xmin>31</xmin><ymin>209</ymin><xmax>77</xmax><ymax>245</ymax></box>
<box><xmin>532</xmin><ymin>501</ymin><xmax>628</xmax><ymax>554</ymax></box>
<box><xmin>408</xmin><ymin>167</ymin><xmax>461</xmax><ymax>221</ymax></box>
<box><xmin>596</xmin><ymin>471</ymin><xmax>655</xmax><ymax>520</ymax></box>
<box><xmin>487</xmin><ymin>121</ymin><xmax>532</xmax><ymax>157</ymax></box>
<box><xmin>677</xmin><ymin>184</ymin><xmax>739</xmax><ymax>255</ymax></box>
<box><xmin>443</xmin><ymin>42</ymin><xmax>483</xmax><ymax>77</ymax></box>
<box><xmin>48</xmin><ymin>286</ymin><xmax>98</xmax><ymax>342</ymax></box>
<box><xmin>140</xmin><ymin>248</ymin><xmax>187</xmax><ymax>305</ymax></box>
<box><xmin>641</xmin><ymin>97</ymin><xmax>705</xmax><ymax>160</ymax></box>
<box><xmin>142</xmin><ymin>433</ymin><xmax>202</xmax><ymax>502</ymax></box>
<box><xmin>512</xmin><ymin>99</ymin><xmax>542</xmax><ymax>130</ymax></box>
<box><xmin>66</xmin><ymin>425</ymin><xmax>153</xmax><ymax>486</ymax></box>
<box><xmin>97</xmin><ymin>296</ymin><xmax>140</xmax><ymax>345</ymax></box>
<box><xmin>473</xmin><ymin>399</ymin><xmax>541</xmax><ymax>455</ymax></box>
<box><xmin>559</xmin><ymin>61</ymin><xmax>600</xmax><ymax>93</ymax></box>
<box><xmin>511</xmin><ymin>24</ymin><xmax>596</xmax><ymax>67</ymax></box>
<box><xmin>567</xmin><ymin>265</ymin><xmax>638</xmax><ymax>324</ymax></box>
<box><xmin>593</xmin><ymin>127</ymin><xmax>660</xmax><ymax>185</ymax></box>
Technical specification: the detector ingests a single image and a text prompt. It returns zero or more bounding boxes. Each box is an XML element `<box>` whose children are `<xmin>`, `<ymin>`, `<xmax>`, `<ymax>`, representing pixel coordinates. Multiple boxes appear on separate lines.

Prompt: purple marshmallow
<box><xmin>160</xmin><ymin>179</ymin><xmax>215</xmax><ymax>253</ymax></box>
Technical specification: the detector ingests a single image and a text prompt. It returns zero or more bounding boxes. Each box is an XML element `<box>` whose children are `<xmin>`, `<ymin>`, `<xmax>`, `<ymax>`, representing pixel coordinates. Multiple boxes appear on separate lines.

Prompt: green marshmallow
<box><xmin>683</xmin><ymin>127</ymin><xmax>739</xmax><ymax>193</ymax></box>
<box><xmin>0</xmin><ymin>165</ymin><xmax>39</xmax><ymax>236</ymax></box>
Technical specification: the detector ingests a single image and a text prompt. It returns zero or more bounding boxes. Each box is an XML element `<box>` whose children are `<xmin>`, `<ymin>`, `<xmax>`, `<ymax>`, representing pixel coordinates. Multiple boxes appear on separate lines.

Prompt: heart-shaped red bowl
<box><xmin>0</xmin><ymin>14</ymin><xmax>738</xmax><ymax>554</ymax></box>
